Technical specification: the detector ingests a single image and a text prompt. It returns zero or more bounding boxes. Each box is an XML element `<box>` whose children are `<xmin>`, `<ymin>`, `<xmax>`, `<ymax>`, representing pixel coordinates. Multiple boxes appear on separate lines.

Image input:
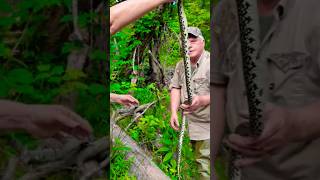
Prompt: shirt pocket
<box><xmin>193</xmin><ymin>76</ymin><xmax>209</xmax><ymax>95</ymax></box>
<box><xmin>267</xmin><ymin>51</ymin><xmax>314</xmax><ymax>105</ymax></box>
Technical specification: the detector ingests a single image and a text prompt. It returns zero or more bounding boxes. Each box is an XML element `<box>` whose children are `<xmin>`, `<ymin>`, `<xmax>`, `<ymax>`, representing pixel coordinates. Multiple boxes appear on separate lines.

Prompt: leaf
<box><xmin>88</xmin><ymin>83</ymin><xmax>107</xmax><ymax>95</ymax></box>
<box><xmin>60</xmin><ymin>14</ymin><xmax>72</xmax><ymax>23</ymax></box>
<box><xmin>163</xmin><ymin>152</ymin><xmax>173</xmax><ymax>163</ymax></box>
<box><xmin>7</xmin><ymin>68</ymin><xmax>33</xmax><ymax>84</ymax></box>
<box><xmin>157</xmin><ymin>147</ymin><xmax>170</xmax><ymax>153</ymax></box>
<box><xmin>0</xmin><ymin>81</ymin><xmax>9</xmax><ymax>98</ymax></box>
<box><xmin>89</xmin><ymin>50</ymin><xmax>107</xmax><ymax>61</ymax></box>
<box><xmin>170</xmin><ymin>159</ymin><xmax>177</xmax><ymax>169</ymax></box>
<box><xmin>48</xmin><ymin>77</ymin><xmax>61</xmax><ymax>84</ymax></box>
<box><xmin>0</xmin><ymin>43</ymin><xmax>11</xmax><ymax>58</ymax></box>
<box><xmin>0</xmin><ymin>0</ymin><xmax>12</xmax><ymax>12</ymax></box>
<box><xmin>37</xmin><ymin>64</ymin><xmax>51</xmax><ymax>72</ymax></box>
<box><xmin>170</xmin><ymin>168</ymin><xmax>177</xmax><ymax>173</ymax></box>
<box><xmin>15</xmin><ymin>85</ymin><xmax>35</xmax><ymax>95</ymax></box>
<box><xmin>113</xmin><ymin>146</ymin><xmax>131</xmax><ymax>152</ymax></box>
<box><xmin>162</xmin><ymin>138</ymin><xmax>172</xmax><ymax>146</ymax></box>
<box><xmin>51</xmin><ymin>66</ymin><xmax>64</xmax><ymax>75</ymax></box>
<box><xmin>35</xmin><ymin>73</ymin><xmax>51</xmax><ymax>81</ymax></box>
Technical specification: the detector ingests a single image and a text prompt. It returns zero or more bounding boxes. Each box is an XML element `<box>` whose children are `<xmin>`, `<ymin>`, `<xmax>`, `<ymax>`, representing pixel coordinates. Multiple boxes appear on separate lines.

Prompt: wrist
<box><xmin>110</xmin><ymin>93</ymin><xmax>120</xmax><ymax>103</ymax></box>
<box><xmin>171</xmin><ymin>109</ymin><xmax>178</xmax><ymax>115</ymax></box>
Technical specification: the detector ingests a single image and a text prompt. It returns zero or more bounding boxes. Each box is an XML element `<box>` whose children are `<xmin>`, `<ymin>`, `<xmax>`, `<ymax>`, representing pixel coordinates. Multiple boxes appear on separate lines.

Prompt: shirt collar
<box><xmin>194</xmin><ymin>50</ymin><xmax>207</xmax><ymax>68</ymax></box>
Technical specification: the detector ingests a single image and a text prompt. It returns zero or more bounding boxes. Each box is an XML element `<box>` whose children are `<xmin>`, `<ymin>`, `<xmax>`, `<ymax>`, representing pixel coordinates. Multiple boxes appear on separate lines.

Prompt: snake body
<box><xmin>231</xmin><ymin>0</ymin><xmax>264</xmax><ymax>179</ymax></box>
<box><xmin>176</xmin><ymin>0</ymin><xmax>192</xmax><ymax>178</ymax></box>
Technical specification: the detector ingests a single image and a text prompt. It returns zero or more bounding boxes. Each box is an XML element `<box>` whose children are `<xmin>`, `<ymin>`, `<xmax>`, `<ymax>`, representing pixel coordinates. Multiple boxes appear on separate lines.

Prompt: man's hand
<box><xmin>0</xmin><ymin>101</ymin><xmax>92</xmax><ymax>139</ymax></box>
<box><xmin>24</xmin><ymin>105</ymin><xmax>92</xmax><ymax>139</ymax></box>
<box><xmin>224</xmin><ymin>103</ymin><xmax>299</xmax><ymax>167</ymax></box>
<box><xmin>170</xmin><ymin>112</ymin><xmax>180</xmax><ymax>131</ymax></box>
<box><xmin>180</xmin><ymin>95</ymin><xmax>209</xmax><ymax>114</ymax></box>
<box><xmin>110</xmin><ymin>94</ymin><xmax>139</xmax><ymax>107</ymax></box>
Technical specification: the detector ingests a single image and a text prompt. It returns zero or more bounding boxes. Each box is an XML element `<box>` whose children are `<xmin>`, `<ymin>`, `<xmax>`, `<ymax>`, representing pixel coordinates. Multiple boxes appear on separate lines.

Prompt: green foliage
<box><xmin>110</xmin><ymin>1</ymin><xmax>210</xmax><ymax>179</ymax></box>
<box><xmin>114</xmin><ymin>84</ymin><xmax>197</xmax><ymax>179</ymax></box>
<box><xmin>185</xmin><ymin>0</ymin><xmax>211</xmax><ymax>49</ymax></box>
<box><xmin>0</xmin><ymin>0</ymin><xmax>108</xmax><ymax>178</ymax></box>
<box><xmin>110</xmin><ymin>138</ymin><xmax>136</xmax><ymax>180</ymax></box>
<box><xmin>215</xmin><ymin>156</ymin><xmax>228</xmax><ymax>180</ymax></box>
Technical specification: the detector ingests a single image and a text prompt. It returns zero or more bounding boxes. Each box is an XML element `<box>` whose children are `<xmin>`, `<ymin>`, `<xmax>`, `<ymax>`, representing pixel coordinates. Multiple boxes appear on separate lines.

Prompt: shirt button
<box><xmin>269</xmin><ymin>83</ymin><xmax>275</xmax><ymax>90</ymax></box>
<box><xmin>256</xmin><ymin>53</ymin><xmax>260</xmax><ymax>59</ymax></box>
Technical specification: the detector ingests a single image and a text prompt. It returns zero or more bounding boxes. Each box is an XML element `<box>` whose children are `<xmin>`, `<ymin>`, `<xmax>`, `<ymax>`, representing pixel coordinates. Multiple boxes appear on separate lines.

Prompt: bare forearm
<box><xmin>170</xmin><ymin>88</ymin><xmax>181</xmax><ymax>114</ymax></box>
<box><xmin>0</xmin><ymin>100</ymin><xmax>28</xmax><ymax>131</ymax></box>
<box><xmin>110</xmin><ymin>0</ymin><xmax>167</xmax><ymax>35</ymax></box>
<box><xmin>110</xmin><ymin>93</ymin><xmax>117</xmax><ymax>102</ymax></box>
<box><xmin>199</xmin><ymin>94</ymin><xmax>210</xmax><ymax>106</ymax></box>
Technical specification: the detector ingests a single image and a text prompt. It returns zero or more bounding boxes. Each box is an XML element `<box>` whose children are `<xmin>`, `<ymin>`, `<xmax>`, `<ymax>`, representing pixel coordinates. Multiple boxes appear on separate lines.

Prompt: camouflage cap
<box><xmin>187</xmin><ymin>27</ymin><xmax>204</xmax><ymax>40</ymax></box>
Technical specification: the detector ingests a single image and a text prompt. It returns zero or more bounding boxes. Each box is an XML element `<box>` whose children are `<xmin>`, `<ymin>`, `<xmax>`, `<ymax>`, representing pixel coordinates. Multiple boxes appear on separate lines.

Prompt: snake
<box><xmin>230</xmin><ymin>0</ymin><xmax>264</xmax><ymax>179</ymax></box>
<box><xmin>176</xmin><ymin>0</ymin><xmax>193</xmax><ymax>179</ymax></box>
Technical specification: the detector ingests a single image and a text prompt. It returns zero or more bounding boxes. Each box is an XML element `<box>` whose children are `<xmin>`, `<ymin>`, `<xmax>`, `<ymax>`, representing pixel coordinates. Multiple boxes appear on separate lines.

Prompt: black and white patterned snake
<box><xmin>176</xmin><ymin>0</ymin><xmax>193</xmax><ymax>179</ymax></box>
<box><xmin>231</xmin><ymin>0</ymin><xmax>264</xmax><ymax>179</ymax></box>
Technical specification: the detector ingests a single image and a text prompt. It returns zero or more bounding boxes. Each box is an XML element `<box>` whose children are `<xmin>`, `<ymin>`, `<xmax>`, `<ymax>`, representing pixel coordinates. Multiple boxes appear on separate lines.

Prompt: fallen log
<box><xmin>1</xmin><ymin>136</ymin><xmax>109</xmax><ymax>180</ymax></box>
<box><xmin>111</xmin><ymin>119</ymin><xmax>170</xmax><ymax>180</ymax></box>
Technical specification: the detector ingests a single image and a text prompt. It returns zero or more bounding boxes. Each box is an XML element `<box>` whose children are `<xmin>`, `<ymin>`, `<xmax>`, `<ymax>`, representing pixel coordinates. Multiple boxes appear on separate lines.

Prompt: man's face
<box><xmin>188</xmin><ymin>34</ymin><xmax>205</xmax><ymax>59</ymax></box>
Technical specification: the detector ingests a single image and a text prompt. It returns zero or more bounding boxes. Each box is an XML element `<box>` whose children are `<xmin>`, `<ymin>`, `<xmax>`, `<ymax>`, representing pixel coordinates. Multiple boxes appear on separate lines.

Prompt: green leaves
<box><xmin>60</xmin><ymin>14</ymin><xmax>72</xmax><ymax>23</ymax></box>
<box><xmin>7</xmin><ymin>68</ymin><xmax>33</xmax><ymax>85</ymax></box>
<box><xmin>163</xmin><ymin>152</ymin><xmax>173</xmax><ymax>163</ymax></box>
<box><xmin>89</xmin><ymin>49</ymin><xmax>107</xmax><ymax>62</ymax></box>
<box><xmin>0</xmin><ymin>43</ymin><xmax>12</xmax><ymax>58</ymax></box>
<box><xmin>157</xmin><ymin>147</ymin><xmax>170</xmax><ymax>153</ymax></box>
<box><xmin>37</xmin><ymin>64</ymin><xmax>51</xmax><ymax>72</ymax></box>
<box><xmin>35</xmin><ymin>65</ymin><xmax>64</xmax><ymax>83</ymax></box>
<box><xmin>111</xmin><ymin>138</ymin><xmax>136</xmax><ymax>180</ymax></box>
<box><xmin>88</xmin><ymin>83</ymin><xmax>107</xmax><ymax>95</ymax></box>
<box><xmin>0</xmin><ymin>0</ymin><xmax>12</xmax><ymax>12</ymax></box>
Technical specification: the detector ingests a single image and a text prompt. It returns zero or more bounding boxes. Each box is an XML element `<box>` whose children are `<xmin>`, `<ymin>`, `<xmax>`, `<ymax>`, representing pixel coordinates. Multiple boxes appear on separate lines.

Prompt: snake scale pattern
<box><xmin>231</xmin><ymin>0</ymin><xmax>264</xmax><ymax>179</ymax></box>
<box><xmin>176</xmin><ymin>0</ymin><xmax>193</xmax><ymax>179</ymax></box>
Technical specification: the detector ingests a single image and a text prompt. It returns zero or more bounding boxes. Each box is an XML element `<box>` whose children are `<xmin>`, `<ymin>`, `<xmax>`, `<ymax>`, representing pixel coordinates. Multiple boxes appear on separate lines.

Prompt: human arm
<box><xmin>110</xmin><ymin>93</ymin><xmax>139</xmax><ymax>107</ymax></box>
<box><xmin>170</xmin><ymin>88</ymin><xmax>181</xmax><ymax>131</ymax></box>
<box><xmin>110</xmin><ymin>0</ymin><xmax>174</xmax><ymax>35</ymax></box>
<box><xmin>0</xmin><ymin>100</ymin><xmax>92</xmax><ymax>139</ymax></box>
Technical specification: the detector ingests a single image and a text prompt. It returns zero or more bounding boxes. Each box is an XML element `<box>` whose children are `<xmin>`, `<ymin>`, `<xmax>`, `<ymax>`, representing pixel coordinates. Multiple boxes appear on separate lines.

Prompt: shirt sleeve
<box><xmin>211</xmin><ymin>1</ymin><xmax>229</xmax><ymax>85</ymax></box>
<box><xmin>169</xmin><ymin>61</ymin><xmax>182</xmax><ymax>90</ymax></box>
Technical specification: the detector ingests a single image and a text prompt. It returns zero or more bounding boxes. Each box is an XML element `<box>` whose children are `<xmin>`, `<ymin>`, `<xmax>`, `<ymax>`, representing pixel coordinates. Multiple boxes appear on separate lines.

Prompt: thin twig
<box><xmin>124</xmin><ymin>101</ymin><xmax>157</xmax><ymax>131</ymax></box>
